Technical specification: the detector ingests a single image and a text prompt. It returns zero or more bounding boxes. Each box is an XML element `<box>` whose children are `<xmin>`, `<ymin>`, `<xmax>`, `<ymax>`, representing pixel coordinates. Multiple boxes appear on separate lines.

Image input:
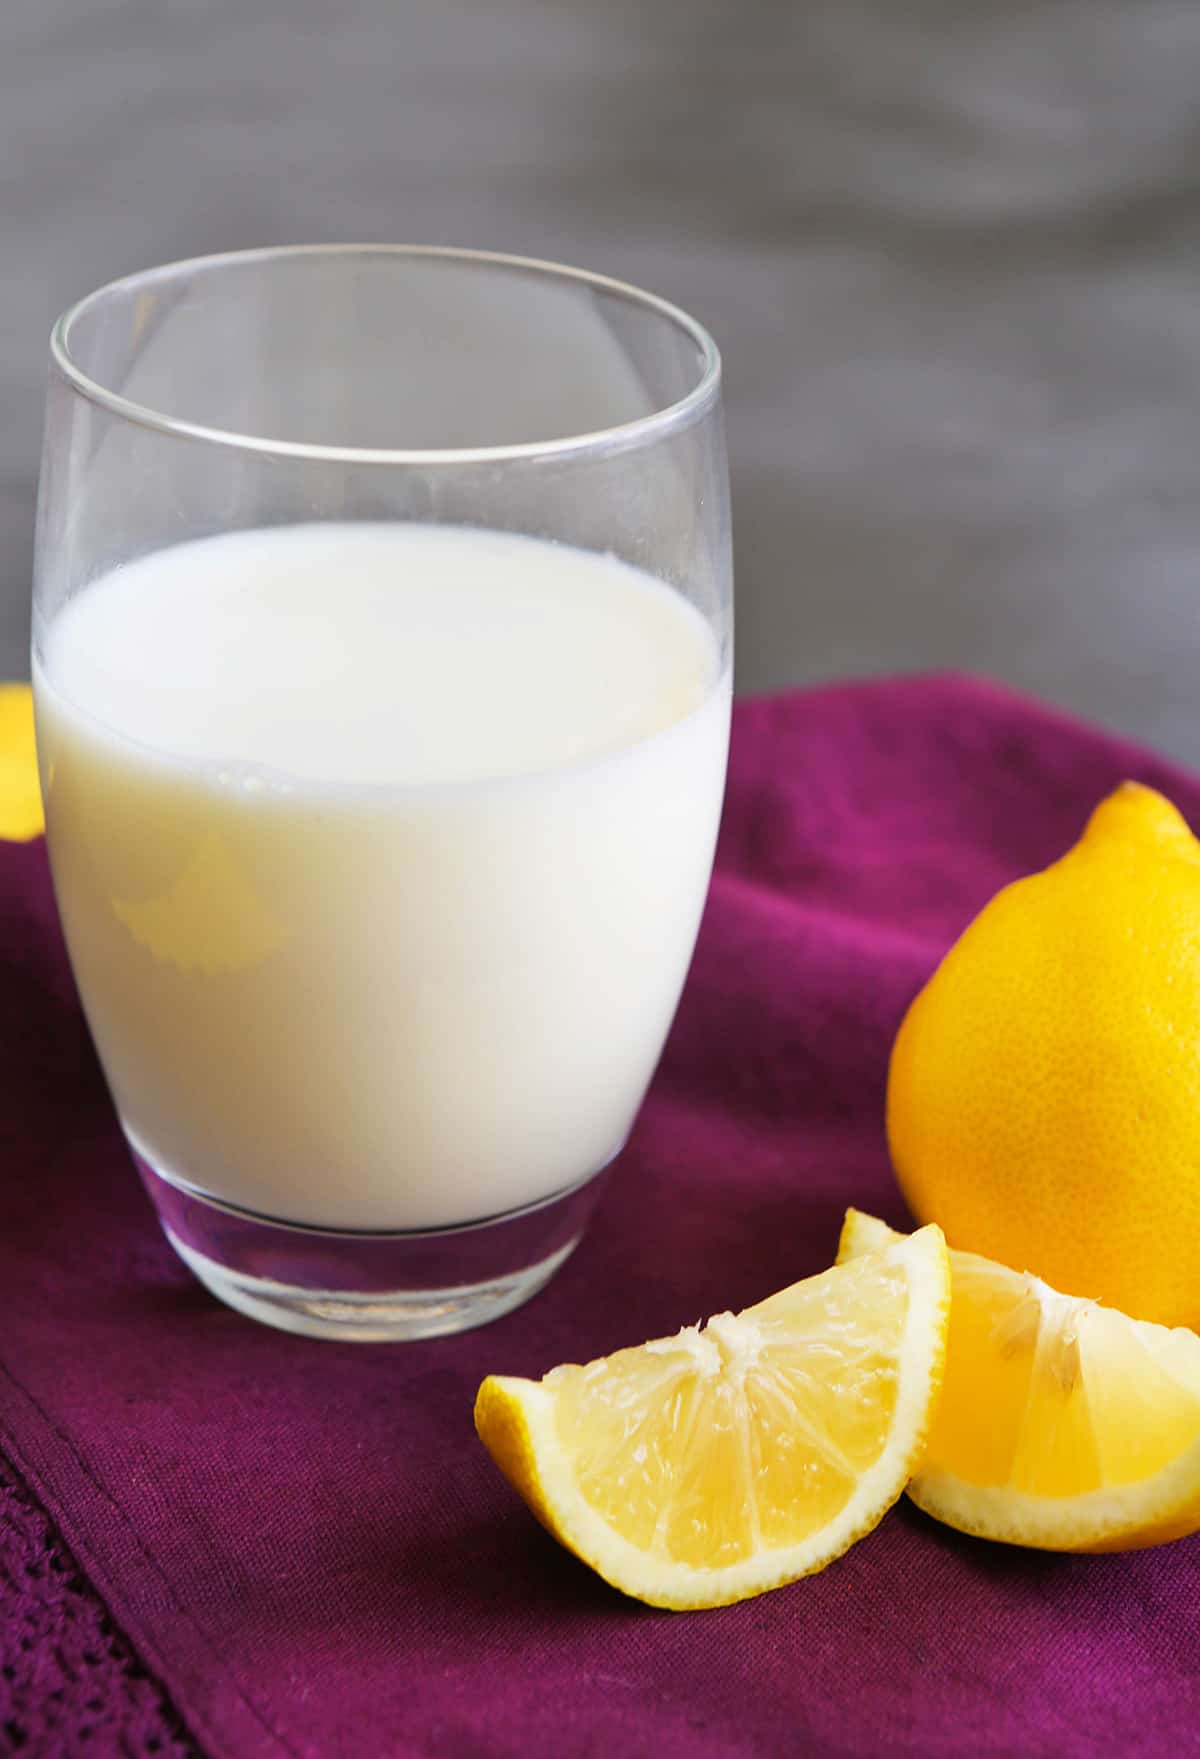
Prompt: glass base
<box><xmin>133</xmin><ymin>1151</ymin><xmax>610</xmax><ymax>1341</ymax></box>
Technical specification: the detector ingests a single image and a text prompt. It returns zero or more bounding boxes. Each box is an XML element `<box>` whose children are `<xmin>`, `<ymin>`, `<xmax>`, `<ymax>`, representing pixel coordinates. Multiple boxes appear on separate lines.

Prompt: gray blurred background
<box><xmin>6</xmin><ymin>0</ymin><xmax>1200</xmax><ymax>760</ymax></box>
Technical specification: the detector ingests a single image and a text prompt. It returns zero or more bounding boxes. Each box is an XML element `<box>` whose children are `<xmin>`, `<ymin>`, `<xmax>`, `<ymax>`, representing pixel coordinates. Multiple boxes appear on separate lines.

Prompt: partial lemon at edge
<box><xmin>838</xmin><ymin>1209</ymin><xmax>1200</xmax><ymax>1552</ymax></box>
<box><xmin>0</xmin><ymin>685</ymin><xmax>44</xmax><ymax>842</ymax></box>
<box><xmin>475</xmin><ymin>1225</ymin><xmax>950</xmax><ymax>1609</ymax></box>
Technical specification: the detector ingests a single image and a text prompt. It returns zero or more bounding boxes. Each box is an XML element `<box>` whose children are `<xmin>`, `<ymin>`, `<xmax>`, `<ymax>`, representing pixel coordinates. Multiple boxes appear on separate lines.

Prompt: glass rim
<box><xmin>49</xmin><ymin>242</ymin><xmax>722</xmax><ymax>467</ymax></box>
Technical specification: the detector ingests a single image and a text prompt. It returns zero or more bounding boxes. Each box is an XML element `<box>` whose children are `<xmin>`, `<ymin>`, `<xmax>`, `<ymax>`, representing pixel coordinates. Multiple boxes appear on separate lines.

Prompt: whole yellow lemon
<box><xmin>887</xmin><ymin>781</ymin><xmax>1200</xmax><ymax>1329</ymax></box>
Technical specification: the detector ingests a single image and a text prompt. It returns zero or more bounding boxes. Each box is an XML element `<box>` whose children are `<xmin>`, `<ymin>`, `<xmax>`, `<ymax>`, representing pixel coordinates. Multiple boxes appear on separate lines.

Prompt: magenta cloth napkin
<box><xmin>3</xmin><ymin>674</ymin><xmax>1200</xmax><ymax>1759</ymax></box>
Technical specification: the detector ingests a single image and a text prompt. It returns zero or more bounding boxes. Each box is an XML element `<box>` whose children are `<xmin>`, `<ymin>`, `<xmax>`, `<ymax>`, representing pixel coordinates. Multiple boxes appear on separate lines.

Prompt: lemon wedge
<box><xmin>475</xmin><ymin>1225</ymin><xmax>949</xmax><ymax>1608</ymax></box>
<box><xmin>838</xmin><ymin>1209</ymin><xmax>1200</xmax><ymax>1551</ymax></box>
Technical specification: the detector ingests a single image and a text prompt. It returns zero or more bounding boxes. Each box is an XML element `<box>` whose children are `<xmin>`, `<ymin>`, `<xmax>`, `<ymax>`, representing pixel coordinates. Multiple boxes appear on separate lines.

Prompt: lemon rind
<box><xmin>909</xmin><ymin>1451</ymin><xmax>1200</xmax><ymax>1552</ymax></box>
<box><xmin>475</xmin><ymin>1228</ymin><xmax>950</xmax><ymax>1610</ymax></box>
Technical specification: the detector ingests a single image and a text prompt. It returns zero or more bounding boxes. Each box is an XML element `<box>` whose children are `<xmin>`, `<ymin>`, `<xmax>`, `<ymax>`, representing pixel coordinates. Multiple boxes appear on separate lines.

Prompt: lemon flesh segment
<box><xmin>837</xmin><ymin>1210</ymin><xmax>1200</xmax><ymax>1552</ymax></box>
<box><xmin>474</xmin><ymin>1226</ymin><xmax>950</xmax><ymax>1610</ymax></box>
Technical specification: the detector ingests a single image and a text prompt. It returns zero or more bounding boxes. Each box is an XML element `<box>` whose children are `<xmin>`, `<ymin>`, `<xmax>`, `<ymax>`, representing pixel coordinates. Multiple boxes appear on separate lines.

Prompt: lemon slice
<box><xmin>838</xmin><ymin>1209</ymin><xmax>1200</xmax><ymax>1551</ymax></box>
<box><xmin>474</xmin><ymin>1226</ymin><xmax>949</xmax><ymax>1609</ymax></box>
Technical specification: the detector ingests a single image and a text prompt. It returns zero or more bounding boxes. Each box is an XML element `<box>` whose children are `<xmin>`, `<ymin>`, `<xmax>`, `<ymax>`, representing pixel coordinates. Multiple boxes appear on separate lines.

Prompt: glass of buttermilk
<box><xmin>32</xmin><ymin>246</ymin><xmax>732</xmax><ymax>1340</ymax></box>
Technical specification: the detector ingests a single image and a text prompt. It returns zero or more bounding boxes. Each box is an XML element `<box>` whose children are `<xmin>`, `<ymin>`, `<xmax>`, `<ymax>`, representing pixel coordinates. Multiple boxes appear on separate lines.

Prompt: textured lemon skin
<box><xmin>888</xmin><ymin>782</ymin><xmax>1200</xmax><ymax>1329</ymax></box>
<box><xmin>0</xmin><ymin>685</ymin><xmax>44</xmax><ymax>841</ymax></box>
<box><xmin>473</xmin><ymin>1377</ymin><xmax>561</xmax><ymax>1543</ymax></box>
<box><xmin>474</xmin><ymin>1230</ymin><xmax>950</xmax><ymax>1611</ymax></box>
<box><xmin>838</xmin><ymin>1209</ymin><xmax>1200</xmax><ymax>1553</ymax></box>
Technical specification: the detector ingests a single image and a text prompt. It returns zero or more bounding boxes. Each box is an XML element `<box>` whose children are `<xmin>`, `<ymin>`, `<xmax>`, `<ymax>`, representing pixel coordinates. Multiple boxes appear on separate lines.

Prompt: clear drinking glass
<box><xmin>32</xmin><ymin>246</ymin><xmax>732</xmax><ymax>1341</ymax></box>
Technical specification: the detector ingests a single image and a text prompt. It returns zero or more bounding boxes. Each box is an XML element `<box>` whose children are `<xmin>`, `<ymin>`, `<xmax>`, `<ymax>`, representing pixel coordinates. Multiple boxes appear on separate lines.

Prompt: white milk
<box><xmin>35</xmin><ymin>524</ymin><xmax>729</xmax><ymax>1230</ymax></box>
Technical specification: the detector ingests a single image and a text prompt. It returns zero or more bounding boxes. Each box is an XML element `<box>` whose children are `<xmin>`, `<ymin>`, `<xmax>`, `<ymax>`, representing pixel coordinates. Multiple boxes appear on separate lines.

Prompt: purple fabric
<box><xmin>0</xmin><ymin>1462</ymin><xmax>196</xmax><ymax>1756</ymax></box>
<box><xmin>2</xmin><ymin>674</ymin><xmax>1199</xmax><ymax>1759</ymax></box>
